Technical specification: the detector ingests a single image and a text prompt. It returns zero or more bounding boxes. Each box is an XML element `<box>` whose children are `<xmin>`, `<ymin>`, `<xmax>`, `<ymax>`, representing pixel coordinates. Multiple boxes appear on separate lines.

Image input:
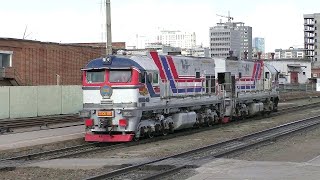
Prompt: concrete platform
<box><xmin>0</xmin><ymin>125</ymin><xmax>84</xmax><ymax>151</ymax></box>
<box><xmin>187</xmin><ymin>158</ymin><xmax>320</xmax><ymax>180</ymax></box>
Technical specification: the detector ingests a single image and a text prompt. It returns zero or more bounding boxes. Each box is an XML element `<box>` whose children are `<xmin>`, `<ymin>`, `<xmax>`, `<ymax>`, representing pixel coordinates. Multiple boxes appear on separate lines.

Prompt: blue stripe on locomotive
<box><xmin>159</xmin><ymin>55</ymin><xmax>203</xmax><ymax>94</ymax></box>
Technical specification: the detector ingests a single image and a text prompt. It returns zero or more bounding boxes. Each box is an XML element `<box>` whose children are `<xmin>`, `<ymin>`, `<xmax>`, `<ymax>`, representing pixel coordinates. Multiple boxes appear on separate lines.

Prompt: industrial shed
<box><xmin>265</xmin><ymin>59</ymin><xmax>312</xmax><ymax>84</ymax></box>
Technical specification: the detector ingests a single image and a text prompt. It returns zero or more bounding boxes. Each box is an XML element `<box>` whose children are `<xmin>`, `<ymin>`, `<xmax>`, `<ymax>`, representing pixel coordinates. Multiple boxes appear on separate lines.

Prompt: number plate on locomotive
<box><xmin>97</xmin><ymin>110</ymin><xmax>114</xmax><ymax>117</ymax></box>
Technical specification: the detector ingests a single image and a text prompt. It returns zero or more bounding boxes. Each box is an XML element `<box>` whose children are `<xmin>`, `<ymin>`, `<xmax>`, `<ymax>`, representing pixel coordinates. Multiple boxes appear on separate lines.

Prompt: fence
<box><xmin>0</xmin><ymin>85</ymin><xmax>82</xmax><ymax>119</ymax></box>
<box><xmin>279</xmin><ymin>83</ymin><xmax>317</xmax><ymax>92</ymax></box>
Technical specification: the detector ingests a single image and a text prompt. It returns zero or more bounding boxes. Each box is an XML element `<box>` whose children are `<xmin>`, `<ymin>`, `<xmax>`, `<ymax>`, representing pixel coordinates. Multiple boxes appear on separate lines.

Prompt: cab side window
<box><xmin>139</xmin><ymin>72</ymin><xmax>146</xmax><ymax>83</ymax></box>
<box><xmin>147</xmin><ymin>73</ymin><xmax>152</xmax><ymax>83</ymax></box>
<box><xmin>140</xmin><ymin>71</ymin><xmax>159</xmax><ymax>84</ymax></box>
<box><xmin>153</xmin><ymin>72</ymin><xmax>159</xmax><ymax>84</ymax></box>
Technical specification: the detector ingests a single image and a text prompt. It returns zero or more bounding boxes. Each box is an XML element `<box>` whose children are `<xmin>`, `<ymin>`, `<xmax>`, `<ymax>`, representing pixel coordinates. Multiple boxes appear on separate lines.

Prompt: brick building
<box><xmin>0</xmin><ymin>38</ymin><xmax>124</xmax><ymax>86</ymax></box>
<box><xmin>72</xmin><ymin>42</ymin><xmax>126</xmax><ymax>50</ymax></box>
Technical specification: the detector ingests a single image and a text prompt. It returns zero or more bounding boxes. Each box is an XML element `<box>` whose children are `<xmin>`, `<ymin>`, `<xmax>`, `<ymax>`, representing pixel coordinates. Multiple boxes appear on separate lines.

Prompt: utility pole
<box><xmin>106</xmin><ymin>0</ymin><xmax>112</xmax><ymax>55</ymax></box>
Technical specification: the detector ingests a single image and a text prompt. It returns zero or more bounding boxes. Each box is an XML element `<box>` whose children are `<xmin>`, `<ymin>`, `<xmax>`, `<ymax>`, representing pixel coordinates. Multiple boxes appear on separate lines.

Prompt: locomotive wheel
<box><xmin>133</xmin><ymin>136</ymin><xmax>139</xmax><ymax>141</ymax></box>
<box><xmin>205</xmin><ymin>118</ymin><xmax>212</xmax><ymax>127</ymax></box>
<box><xmin>162</xmin><ymin>129</ymin><xmax>169</xmax><ymax>136</ymax></box>
<box><xmin>147</xmin><ymin>131</ymin><xmax>154</xmax><ymax>138</ymax></box>
<box><xmin>169</xmin><ymin>123</ymin><xmax>174</xmax><ymax>134</ymax></box>
<box><xmin>263</xmin><ymin>111</ymin><xmax>271</xmax><ymax>118</ymax></box>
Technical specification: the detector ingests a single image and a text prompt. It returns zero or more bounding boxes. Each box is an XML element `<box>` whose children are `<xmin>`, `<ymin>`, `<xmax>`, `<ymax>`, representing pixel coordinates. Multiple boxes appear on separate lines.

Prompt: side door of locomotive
<box><xmin>139</xmin><ymin>71</ymin><xmax>160</xmax><ymax>97</ymax></box>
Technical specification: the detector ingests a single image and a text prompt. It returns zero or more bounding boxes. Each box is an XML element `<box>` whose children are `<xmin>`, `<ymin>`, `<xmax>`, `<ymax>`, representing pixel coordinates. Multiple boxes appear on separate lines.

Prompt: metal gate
<box><xmin>290</xmin><ymin>72</ymin><xmax>298</xmax><ymax>84</ymax></box>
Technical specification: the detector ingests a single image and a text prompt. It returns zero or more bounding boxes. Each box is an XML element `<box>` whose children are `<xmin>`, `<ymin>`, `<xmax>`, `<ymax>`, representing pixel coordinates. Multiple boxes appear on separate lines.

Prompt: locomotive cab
<box><xmin>81</xmin><ymin>56</ymin><xmax>147</xmax><ymax>142</ymax></box>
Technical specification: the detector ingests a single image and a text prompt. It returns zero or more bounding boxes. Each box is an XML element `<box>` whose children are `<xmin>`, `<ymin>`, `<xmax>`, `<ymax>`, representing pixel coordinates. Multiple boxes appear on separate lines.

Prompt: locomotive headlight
<box><xmin>79</xmin><ymin>110</ymin><xmax>91</xmax><ymax>118</ymax></box>
<box><xmin>121</xmin><ymin>110</ymin><xmax>135</xmax><ymax>117</ymax></box>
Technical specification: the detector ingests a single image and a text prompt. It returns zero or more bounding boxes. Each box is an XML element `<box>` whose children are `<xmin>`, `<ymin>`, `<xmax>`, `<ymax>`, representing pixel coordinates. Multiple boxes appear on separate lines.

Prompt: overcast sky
<box><xmin>0</xmin><ymin>0</ymin><xmax>319</xmax><ymax>52</ymax></box>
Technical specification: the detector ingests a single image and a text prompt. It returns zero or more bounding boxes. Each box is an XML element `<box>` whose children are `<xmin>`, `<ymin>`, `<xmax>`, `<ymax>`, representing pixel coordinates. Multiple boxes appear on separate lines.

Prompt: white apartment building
<box><xmin>274</xmin><ymin>47</ymin><xmax>305</xmax><ymax>59</ymax></box>
<box><xmin>182</xmin><ymin>46</ymin><xmax>210</xmax><ymax>57</ymax></box>
<box><xmin>155</xmin><ymin>30</ymin><xmax>196</xmax><ymax>49</ymax></box>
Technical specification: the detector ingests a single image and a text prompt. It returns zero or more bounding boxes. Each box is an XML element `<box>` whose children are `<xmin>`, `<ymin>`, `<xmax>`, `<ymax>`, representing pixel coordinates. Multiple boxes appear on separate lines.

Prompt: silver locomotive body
<box><xmin>81</xmin><ymin>52</ymin><xmax>279</xmax><ymax>142</ymax></box>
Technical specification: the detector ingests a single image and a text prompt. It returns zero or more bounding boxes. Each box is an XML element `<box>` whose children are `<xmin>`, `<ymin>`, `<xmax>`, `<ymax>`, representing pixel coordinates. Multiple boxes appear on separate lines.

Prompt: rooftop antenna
<box><xmin>106</xmin><ymin>0</ymin><xmax>112</xmax><ymax>55</ymax></box>
<box><xmin>22</xmin><ymin>25</ymin><xmax>32</xmax><ymax>39</ymax></box>
<box><xmin>216</xmin><ymin>11</ymin><xmax>234</xmax><ymax>23</ymax></box>
<box><xmin>23</xmin><ymin>25</ymin><xmax>27</xmax><ymax>39</ymax></box>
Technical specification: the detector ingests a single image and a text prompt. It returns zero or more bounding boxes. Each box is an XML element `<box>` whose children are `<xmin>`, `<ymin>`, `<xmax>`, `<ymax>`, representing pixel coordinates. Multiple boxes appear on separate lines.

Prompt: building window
<box><xmin>0</xmin><ymin>51</ymin><xmax>13</xmax><ymax>68</ymax></box>
<box><xmin>303</xmin><ymin>72</ymin><xmax>306</xmax><ymax>75</ymax></box>
<box><xmin>265</xmin><ymin>72</ymin><xmax>270</xmax><ymax>79</ymax></box>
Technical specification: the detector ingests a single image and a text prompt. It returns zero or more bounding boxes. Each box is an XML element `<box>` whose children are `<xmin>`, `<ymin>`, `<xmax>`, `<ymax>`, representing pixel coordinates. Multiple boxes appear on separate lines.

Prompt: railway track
<box><xmin>85</xmin><ymin>114</ymin><xmax>320</xmax><ymax>180</ymax></box>
<box><xmin>1</xmin><ymin>96</ymin><xmax>318</xmax><ymax>135</ymax></box>
<box><xmin>0</xmin><ymin>97</ymin><xmax>318</xmax><ymax>135</ymax></box>
<box><xmin>0</xmin><ymin>114</ymin><xmax>83</xmax><ymax>134</ymax></box>
<box><xmin>0</xmin><ymin>142</ymin><xmax>117</xmax><ymax>171</ymax></box>
<box><xmin>1</xmin><ymin>101</ymin><xmax>320</xmax><ymax>171</ymax></box>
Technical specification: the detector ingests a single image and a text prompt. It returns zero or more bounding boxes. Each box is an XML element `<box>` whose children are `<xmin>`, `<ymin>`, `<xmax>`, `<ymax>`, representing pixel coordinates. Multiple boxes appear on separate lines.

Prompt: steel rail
<box><xmin>0</xmin><ymin>114</ymin><xmax>83</xmax><ymax>134</ymax></box>
<box><xmin>0</xmin><ymin>142</ymin><xmax>130</xmax><ymax>171</ymax></box>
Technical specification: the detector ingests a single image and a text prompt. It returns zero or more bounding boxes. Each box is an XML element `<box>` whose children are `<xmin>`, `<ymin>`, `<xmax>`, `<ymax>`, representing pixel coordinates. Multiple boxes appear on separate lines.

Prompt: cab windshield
<box><xmin>86</xmin><ymin>70</ymin><xmax>105</xmax><ymax>83</ymax></box>
<box><xmin>109</xmin><ymin>70</ymin><xmax>132</xmax><ymax>83</ymax></box>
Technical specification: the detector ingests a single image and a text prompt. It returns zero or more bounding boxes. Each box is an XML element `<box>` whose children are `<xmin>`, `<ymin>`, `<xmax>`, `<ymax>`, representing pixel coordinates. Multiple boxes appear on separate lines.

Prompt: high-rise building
<box><xmin>155</xmin><ymin>30</ymin><xmax>196</xmax><ymax>49</ymax></box>
<box><xmin>240</xmin><ymin>23</ymin><xmax>252</xmax><ymax>59</ymax></box>
<box><xmin>304</xmin><ymin>13</ymin><xmax>320</xmax><ymax>67</ymax></box>
<box><xmin>253</xmin><ymin>37</ymin><xmax>265</xmax><ymax>56</ymax></box>
<box><xmin>209</xmin><ymin>22</ymin><xmax>252</xmax><ymax>60</ymax></box>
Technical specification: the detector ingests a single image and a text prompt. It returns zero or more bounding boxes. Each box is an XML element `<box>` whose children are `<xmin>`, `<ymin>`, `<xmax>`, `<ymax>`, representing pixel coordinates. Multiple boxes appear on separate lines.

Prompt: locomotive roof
<box><xmin>83</xmin><ymin>55</ymin><xmax>144</xmax><ymax>71</ymax></box>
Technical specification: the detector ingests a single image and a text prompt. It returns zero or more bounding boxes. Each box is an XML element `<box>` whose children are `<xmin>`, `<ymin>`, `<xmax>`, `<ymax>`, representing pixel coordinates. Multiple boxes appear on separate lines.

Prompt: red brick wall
<box><xmin>0</xmin><ymin>38</ymin><xmax>104</xmax><ymax>85</ymax></box>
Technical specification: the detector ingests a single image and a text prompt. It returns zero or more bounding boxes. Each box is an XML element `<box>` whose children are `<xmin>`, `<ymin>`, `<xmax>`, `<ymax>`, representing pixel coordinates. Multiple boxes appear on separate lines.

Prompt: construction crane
<box><xmin>216</xmin><ymin>11</ymin><xmax>233</xmax><ymax>23</ymax></box>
